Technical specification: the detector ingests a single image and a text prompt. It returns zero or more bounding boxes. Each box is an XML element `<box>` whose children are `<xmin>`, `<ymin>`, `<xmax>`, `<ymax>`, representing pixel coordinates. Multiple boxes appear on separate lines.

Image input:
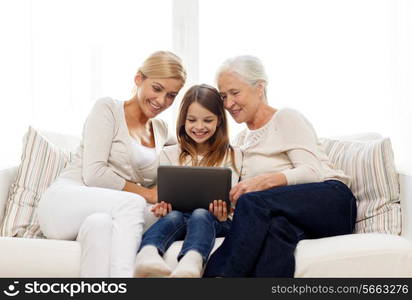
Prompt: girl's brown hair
<box><xmin>176</xmin><ymin>84</ymin><xmax>237</xmax><ymax>172</ymax></box>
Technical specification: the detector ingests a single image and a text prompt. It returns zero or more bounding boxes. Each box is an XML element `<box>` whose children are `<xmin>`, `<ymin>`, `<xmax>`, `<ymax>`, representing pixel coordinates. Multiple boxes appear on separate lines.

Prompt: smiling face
<box><xmin>218</xmin><ymin>71</ymin><xmax>263</xmax><ymax>125</ymax></box>
<box><xmin>185</xmin><ymin>101</ymin><xmax>219</xmax><ymax>146</ymax></box>
<box><xmin>135</xmin><ymin>72</ymin><xmax>183</xmax><ymax>118</ymax></box>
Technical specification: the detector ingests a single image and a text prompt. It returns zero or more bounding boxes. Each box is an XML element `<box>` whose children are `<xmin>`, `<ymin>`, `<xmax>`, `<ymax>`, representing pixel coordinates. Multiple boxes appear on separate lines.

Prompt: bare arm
<box><xmin>123</xmin><ymin>181</ymin><xmax>157</xmax><ymax>204</ymax></box>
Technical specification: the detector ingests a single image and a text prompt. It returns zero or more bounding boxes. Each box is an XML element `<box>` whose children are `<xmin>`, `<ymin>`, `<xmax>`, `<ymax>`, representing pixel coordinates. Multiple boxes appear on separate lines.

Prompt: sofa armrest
<box><xmin>400</xmin><ymin>171</ymin><xmax>412</xmax><ymax>241</ymax></box>
<box><xmin>0</xmin><ymin>165</ymin><xmax>18</xmax><ymax>223</ymax></box>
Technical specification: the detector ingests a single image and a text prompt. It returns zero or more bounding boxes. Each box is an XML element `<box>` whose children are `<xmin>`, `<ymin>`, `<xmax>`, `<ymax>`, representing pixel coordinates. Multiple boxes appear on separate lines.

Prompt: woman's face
<box><xmin>135</xmin><ymin>73</ymin><xmax>183</xmax><ymax>118</ymax></box>
<box><xmin>185</xmin><ymin>102</ymin><xmax>219</xmax><ymax>145</ymax></box>
<box><xmin>218</xmin><ymin>71</ymin><xmax>262</xmax><ymax>124</ymax></box>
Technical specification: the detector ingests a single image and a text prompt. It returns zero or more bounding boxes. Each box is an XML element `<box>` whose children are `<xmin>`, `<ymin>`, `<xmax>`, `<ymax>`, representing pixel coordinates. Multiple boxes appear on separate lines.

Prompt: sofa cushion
<box><xmin>0</xmin><ymin>237</ymin><xmax>80</xmax><ymax>277</ymax></box>
<box><xmin>0</xmin><ymin>127</ymin><xmax>73</xmax><ymax>238</ymax></box>
<box><xmin>322</xmin><ymin>137</ymin><xmax>401</xmax><ymax>234</ymax></box>
<box><xmin>162</xmin><ymin>235</ymin><xmax>412</xmax><ymax>277</ymax></box>
<box><xmin>294</xmin><ymin>233</ymin><xmax>412</xmax><ymax>277</ymax></box>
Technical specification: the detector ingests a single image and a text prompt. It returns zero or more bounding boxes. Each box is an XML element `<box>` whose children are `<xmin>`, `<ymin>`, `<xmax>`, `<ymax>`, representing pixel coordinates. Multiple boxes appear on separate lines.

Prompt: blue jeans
<box><xmin>139</xmin><ymin>208</ymin><xmax>231</xmax><ymax>264</ymax></box>
<box><xmin>203</xmin><ymin>180</ymin><xmax>357</xmax><ymax>277</ymax></box>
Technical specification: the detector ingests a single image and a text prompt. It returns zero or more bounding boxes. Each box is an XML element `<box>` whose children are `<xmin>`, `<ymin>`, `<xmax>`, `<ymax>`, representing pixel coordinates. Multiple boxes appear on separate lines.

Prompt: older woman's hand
<box><xmin>229</xmin><ymin>172</ymin><xmax>287</xmax><ymax>205</ymax></box>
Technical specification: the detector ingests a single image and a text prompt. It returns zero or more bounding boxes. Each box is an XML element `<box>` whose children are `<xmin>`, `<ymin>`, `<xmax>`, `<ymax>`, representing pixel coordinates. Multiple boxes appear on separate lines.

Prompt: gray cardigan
<box><xmin>59</xmin><ymin>97</ymin><xmax>175</xmax><ymax>189</ymax></box>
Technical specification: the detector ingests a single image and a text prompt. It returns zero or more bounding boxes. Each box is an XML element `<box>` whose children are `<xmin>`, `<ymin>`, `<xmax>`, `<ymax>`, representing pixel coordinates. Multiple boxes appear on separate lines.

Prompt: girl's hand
<box><xmin>229</xmin><ymin>173</ymin><xmax>287</xmax><ymax>205</ymax></box>
<box><xmin>151</xmin><ymin>201</ymin><xmax>172</xmax><ymax>217</ymax></box>
<box><xmin>209</xmin><ymin>200</ymin><xmax>228</xmax><ymax>222</ymax></box>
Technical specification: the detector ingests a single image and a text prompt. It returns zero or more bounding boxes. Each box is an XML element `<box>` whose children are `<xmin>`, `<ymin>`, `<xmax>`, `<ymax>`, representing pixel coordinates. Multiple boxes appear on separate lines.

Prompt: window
<box><xmin>0</xmin><ymin>0</ymin><xmax>172</xmax><ymax>163</ymax></box>
<box><xmin>1</xmin><ymin>0</ymin><xmax>411</xmax><ymax>170</ymax></box>
<box><xmin>198</xmin><ymin>0</ymin><xmax>412</xmax><ymax>169</ymax></box>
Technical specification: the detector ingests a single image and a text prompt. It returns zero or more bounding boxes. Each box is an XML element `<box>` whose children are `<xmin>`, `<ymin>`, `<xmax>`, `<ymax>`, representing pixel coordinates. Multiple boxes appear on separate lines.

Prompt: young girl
<box><xmin>134</xmin><ymin>84</ymin><xmax>242</xmax><ymax>278</ymax></box>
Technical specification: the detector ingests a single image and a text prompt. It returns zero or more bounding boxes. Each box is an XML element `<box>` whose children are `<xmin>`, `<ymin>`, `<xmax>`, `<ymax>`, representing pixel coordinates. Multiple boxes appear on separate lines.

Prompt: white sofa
<box><xmin>1</xmin><ymin>132</ymin><xmax>412</xmax><ymax>277</ymax></box>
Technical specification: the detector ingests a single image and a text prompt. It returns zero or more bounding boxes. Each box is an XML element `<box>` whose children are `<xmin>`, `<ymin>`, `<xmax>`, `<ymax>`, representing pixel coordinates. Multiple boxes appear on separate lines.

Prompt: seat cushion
<box><xmin>0</xmin><ymin>237</ymin><xmax>81</xmax><ymax>277</ymax></box>
<box><xmin>295</xmin><ymin>233</ymin><xmax>412</xmax><ymax>277</ymax></box>
<box><xmin>163</xmin><ymin>234</ymin><xmax>412</xmax><ymax>277</ymax></box>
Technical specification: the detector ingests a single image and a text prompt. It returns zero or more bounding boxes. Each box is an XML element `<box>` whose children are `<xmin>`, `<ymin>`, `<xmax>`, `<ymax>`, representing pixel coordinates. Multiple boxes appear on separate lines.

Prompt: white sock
<box><xmin>134</xmin><ymin>245</ymin><xmax>172</xmax><ymax>277</ymax></box>
<box><xmin>170</xmin><ymin>250</ymin><xmax>204</xmax><ymax>278</ymax></box>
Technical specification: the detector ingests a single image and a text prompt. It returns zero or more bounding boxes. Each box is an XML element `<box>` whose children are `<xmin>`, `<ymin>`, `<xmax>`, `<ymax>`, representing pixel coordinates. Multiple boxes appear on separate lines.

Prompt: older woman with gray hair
<box><xmin>203</xmin><ymin>55</ymin><xmax>357</xmax><ymax>277</ymax></box>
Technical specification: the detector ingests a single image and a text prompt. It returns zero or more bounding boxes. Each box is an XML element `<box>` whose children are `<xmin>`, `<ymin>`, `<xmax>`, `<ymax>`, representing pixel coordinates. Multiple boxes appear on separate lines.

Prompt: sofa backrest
<box><xmin>0</xmin><ymin>166</ymin><xmax>18</xmax><ymax>223</ymax></box>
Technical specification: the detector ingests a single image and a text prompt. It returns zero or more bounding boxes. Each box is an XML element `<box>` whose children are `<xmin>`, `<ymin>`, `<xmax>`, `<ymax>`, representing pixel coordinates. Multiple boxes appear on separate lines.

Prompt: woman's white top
<box><xmin>58</xmin><ymin>97</ymin><xmax>176</xmax><ymax>189</ymax></box>
<box><xmin>129</xmin><ymin>137</ymin><xmax>157</xmax><ymax>169</ymax></box>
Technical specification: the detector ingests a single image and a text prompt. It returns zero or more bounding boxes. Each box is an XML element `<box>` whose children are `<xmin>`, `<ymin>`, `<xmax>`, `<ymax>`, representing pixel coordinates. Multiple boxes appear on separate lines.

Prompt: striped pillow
<box><xmin>322</xmin><ymin>137</ymin><xmax>401</xmax><ymax>234</ymax></box>
<box><xmin>0</xmin><ymin>127</ymin><xmax>71</xmax><ymax>238</ymax></box>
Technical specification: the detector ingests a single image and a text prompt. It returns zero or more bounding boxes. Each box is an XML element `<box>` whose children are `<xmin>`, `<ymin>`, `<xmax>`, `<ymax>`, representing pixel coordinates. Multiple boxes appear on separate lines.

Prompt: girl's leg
<box><xmin>38</xmin><ymin>178</ymin><xmax>147</xmax><ymax>277</ymax></box>
<box><xmin>139</xmin><ymin>210</ymin><xmax>187</xmax><ymax>254</ymax></box>
<box><xmin>203</xmin><ymin>180</ymin><xmax>357</xmax><ymax>277</ymax></box>
<box><xmin>179</xmin><ymin>208</ymin><xmax>226</xmax><ymax>262</ymax></box>
<box><xmin>135</xmin><ymin>211</ymin><xmax>186</xmax><ymax>277</ymax></box>
<box><xmin>172</xmin><ymin>208</ymin><xmax>231</xmax><ymax>277</ymax></box>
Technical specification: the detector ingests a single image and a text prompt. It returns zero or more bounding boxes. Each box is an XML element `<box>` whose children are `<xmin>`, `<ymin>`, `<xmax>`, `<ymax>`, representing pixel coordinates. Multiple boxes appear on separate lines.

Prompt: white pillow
<box><xmin>0</xmin><ymin>127</ymin><xmax>77</xmax><ymax>238</ymax></box>
<box><xmin>321</xmin><ymin>137</ymin><xmax>401</xmax><ymax>234</ymax></box>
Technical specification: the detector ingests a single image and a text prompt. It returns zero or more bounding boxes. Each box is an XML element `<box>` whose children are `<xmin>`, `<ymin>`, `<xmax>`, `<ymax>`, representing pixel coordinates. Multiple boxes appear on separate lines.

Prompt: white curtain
<box><xmin>199</xmin><ymin>0</ymin><xmax>412</xmax><ymax>170</ymax></box>
<box><xmin>0</xmin><ymin>0</ymin><xmax>173</xmax><ymax>164</ymax></box>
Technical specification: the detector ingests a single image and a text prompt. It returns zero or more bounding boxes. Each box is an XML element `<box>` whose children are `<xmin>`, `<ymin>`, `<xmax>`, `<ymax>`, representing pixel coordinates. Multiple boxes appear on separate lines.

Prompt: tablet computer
<box><xmin>157</xmin><ymin>165</ymin><xmax>232</xmax><ymax>213</ymax></box>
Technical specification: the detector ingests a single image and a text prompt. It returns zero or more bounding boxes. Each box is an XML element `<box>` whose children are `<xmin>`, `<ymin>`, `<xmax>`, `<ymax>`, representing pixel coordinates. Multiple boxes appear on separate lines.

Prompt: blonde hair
<box><xmin>138</xmin><ymin>51</ymin><xmax>187</xmax><ymax>83</ymax></box>
<box><xmin>216</xmin><ymin>55</ymin><xmax>268</xmax><ymax>99</ymax></box>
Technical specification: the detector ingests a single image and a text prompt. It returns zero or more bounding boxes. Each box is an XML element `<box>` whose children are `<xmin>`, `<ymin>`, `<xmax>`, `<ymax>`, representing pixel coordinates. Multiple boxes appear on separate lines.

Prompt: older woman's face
<box><xmin>217</xmin><ymin>72</ymin><xmax>261</xmax><ymax>124</ymax></box>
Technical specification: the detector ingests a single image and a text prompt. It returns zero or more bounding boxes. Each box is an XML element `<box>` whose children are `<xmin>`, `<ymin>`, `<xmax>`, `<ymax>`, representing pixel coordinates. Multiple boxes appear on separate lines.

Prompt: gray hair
<box><xmin>216</xmin><ymin>55</ymin><xmax>268</xmax><ymax>99</ymax></box>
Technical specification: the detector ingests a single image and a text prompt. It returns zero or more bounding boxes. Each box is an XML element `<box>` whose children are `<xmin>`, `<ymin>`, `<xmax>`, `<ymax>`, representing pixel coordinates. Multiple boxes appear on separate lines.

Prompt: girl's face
<box><xmin>218</xmin><ymin>71</ymin><xmax>263</xmax><ymax>124</ymax></box>
<box><xmin>185</xmin><ymin>102</ymin><xmax>219</xmax><ymax>146</ymax></box>
<box><xmin>135</xmin><ymin>73</ymin><xmax>183</xmax><ymax>118</ymax></box>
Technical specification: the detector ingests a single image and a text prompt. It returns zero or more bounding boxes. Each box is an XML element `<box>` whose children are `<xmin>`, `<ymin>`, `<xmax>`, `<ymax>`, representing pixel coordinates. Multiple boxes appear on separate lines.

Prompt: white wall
<box><xmin>198</xmin><ymin>0</ymin><xmax>412</xmax><ymax>171</ymax></box>
<box><xmin>0</xmin><ymin>0</ymin><xmax>173</xmax><ymax>166</ymax></box>
<box><xmin>0</xmin><ymin>0</ymin><xmax>411</xmax><ymax>172</ymax></box>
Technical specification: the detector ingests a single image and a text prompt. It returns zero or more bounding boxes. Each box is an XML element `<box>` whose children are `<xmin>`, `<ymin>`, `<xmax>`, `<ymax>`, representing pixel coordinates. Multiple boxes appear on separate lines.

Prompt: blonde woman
<box><xmin>38</xmin><ymin>51</ymin><xmax>186</xmax><ymax>277</ymax></box>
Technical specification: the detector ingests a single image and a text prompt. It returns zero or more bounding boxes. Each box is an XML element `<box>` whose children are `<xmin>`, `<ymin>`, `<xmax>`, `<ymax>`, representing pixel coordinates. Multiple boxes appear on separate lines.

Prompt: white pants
<box><xmin>38</xmin><ymin>178</ymin><xmax>157</xmax><ymax>277</ymax></box>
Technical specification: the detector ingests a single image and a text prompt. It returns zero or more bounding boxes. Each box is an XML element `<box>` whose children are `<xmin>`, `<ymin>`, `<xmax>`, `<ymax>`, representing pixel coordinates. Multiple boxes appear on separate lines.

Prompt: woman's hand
<box><xmin>209</xmin><ymin>200</ymin><xmax>228</xmax><ymax>222</ymax></box>
<box><xmin>229</xmin><ymin>172</ymin><xmax>287</xmax><ymax>205</ymax></box>
<box><xmin>148</xmin><ymin>186</ymin><xmax>158</xmax><ymax>204</ymax></box>
<box><xmin>151</xmin><ymin>201</ymin><xmax>172</xmax><ymax>217</ymax></box>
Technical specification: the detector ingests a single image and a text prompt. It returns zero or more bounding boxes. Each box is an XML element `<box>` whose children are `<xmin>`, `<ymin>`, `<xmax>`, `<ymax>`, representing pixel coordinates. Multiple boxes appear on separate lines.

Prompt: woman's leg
<box><xmin>135</xmin><ymin>210</ymin><xmax>187</xmax><ymax>277</ymax></box>
<box><xmin>77</xmin><ymin>213</ymin><xmax>113</xmax><ymax>277</ymax></box>
<box><xmin>38</xmin><ymin>178</ymin><xmax>147</xmax><ymax>277</ymax></box>
<box><xmin>203</xmin><ymin>193</ymin><xmax>272</xmax><ymax>277</ymax></box>
<box><xmin>250</xmin><ymin>215</ymin><xmax>307</xmax><ymax>277</ymax></box>
<box><xmin>203</xmin><ymin>180</ymin><xmax>357</xmax><ymax>277</ymax></box>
